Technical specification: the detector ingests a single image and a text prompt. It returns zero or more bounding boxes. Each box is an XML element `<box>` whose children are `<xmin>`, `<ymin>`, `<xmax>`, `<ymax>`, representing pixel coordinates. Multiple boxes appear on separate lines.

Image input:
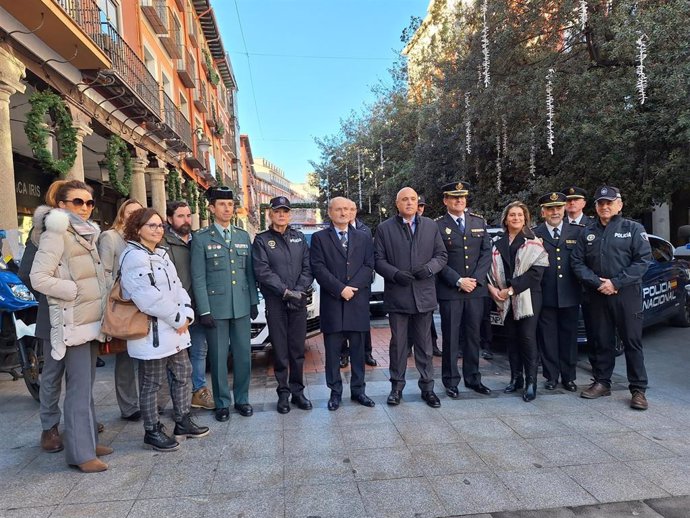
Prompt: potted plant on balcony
<box><xmin>202</xmin><ymin>48</ymin><xmax>220</xmax><ymax>87</ymax></box>
<box><xmin>213</xmin><ymin>121</ymin><xmax>225</xmax><ymax>137</ymax></box>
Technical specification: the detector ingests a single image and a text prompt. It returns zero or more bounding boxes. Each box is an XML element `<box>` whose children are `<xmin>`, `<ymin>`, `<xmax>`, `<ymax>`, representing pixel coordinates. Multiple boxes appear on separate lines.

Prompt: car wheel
<box><xmin>670</xmin><ymin>300</ymin><xmax>690</xmax><ymax>328</ymax></box>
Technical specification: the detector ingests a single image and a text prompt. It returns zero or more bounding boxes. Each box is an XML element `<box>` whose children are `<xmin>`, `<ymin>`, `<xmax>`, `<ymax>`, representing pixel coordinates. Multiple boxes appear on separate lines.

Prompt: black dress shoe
<box><xmin>339</xmin><ymin>355</ymin><xmax>349</xmax><ymax>369</ymax></box>
<box><xmin>387</xmin><ymin>390</ymin><xmax>402</xmax><ymax>405</ymax></box>
<box><xmin>466</xmin><ymin>383</ymin><xmax>492</xmax><ymax>395</ymax></box>
<box><xmin>327</xmin><ymin>393</ymin><xmax>341</xmax><ymax>411</ymax></box>
<box><xmin>365</xmin><ymin>354</ymin><xmax>378</xmax><ymax>367</ymax></box>
<box><xmin>445</xmin><ymin>386</ymin><xmax>460</xmax><ymax>399</ymax></box>
<box><xmin>214</xmin><ymin>408</ymin><xmax>230</xmax><ymax>422</ymax></box>
<box><xmin>432</xmin><ymin>345</ymin><xmax>442</xmax><ymax>357</ymax></box>
<box><xmin>291</xmin><ymin>394</ymin><xmax>313</xmax><ymax>410</ymax></box>
<box><xmin>277</xmin><ymin>393</ymin><xmax>290</xmax><ymax>414</ymax></box>
<box><xmin>351</xmin><ymin>393</ymin><xmax>375</xmax><ymax>407</ymax></box>
<box><xmin>122</xmin><ymin>410</ymin><xmax>141</xmax><ymax>422</ymax></box>
<box><xmin>422</xmin><ymin>391</ymin><xmax>441</xmax><ymax>408</ymax></box>
<box><xmin>234</xmin><ymin>403</ymin><xmax>253</xmax><ymax>417</ymax></box>
<box><xmin>544</xmin><ymin>380</ymin><xmax>557</xmax><ymax>391</ymax></box>
<box><xmin>563</xmin><ymin>381</ymin><xmax>577</xmax><ymax>392</ymax></box>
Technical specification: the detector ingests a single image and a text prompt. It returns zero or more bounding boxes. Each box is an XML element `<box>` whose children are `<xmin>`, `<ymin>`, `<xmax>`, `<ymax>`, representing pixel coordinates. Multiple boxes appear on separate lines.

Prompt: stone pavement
<box><xmin>1</xmin><ymin>321</ymin><xmax>690</xmax><ymax>517</ymax></box>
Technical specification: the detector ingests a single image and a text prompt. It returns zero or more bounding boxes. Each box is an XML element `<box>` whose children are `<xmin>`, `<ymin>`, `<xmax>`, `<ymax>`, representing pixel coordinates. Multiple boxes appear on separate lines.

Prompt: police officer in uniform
<box><xmin>571</xmin><ymin>186</ymin><xmax>652</xmax><ymax>410</ymax></box>
<box><xmin>191</xmin><ymin>187</ymin><xmax>259</xmax><ymax>422</ymax></box>
<box><xmin>252</xmin><ymin>196</ymin><xmax>314</xmax><ymax>414</ymax></box>
<box><xmin>533</xmin><ymin>192</ymin><xmax>583</xmax><ymax>391</ymax></box>
<box><xmin>562</xmin><ymin>186</ymin><xmax>593</xmax><ymax>225</ymax></box>
<box><xmin>435</xmin><ymin>181</ymin><xmax>492</xmax><ymax>398</ymax></box>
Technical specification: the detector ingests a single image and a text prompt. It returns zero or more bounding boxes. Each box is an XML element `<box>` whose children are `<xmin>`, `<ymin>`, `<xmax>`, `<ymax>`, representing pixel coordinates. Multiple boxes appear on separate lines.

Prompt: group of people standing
<box><xmin>19</xmin><ymin>176</ymin><xmax>651</xmax><ymax>474</ymax></box>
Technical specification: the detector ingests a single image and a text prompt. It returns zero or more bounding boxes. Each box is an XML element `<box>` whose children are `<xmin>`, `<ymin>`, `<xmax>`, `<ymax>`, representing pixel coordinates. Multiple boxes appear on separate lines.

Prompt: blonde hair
<box><xmin>112</xmin><ymin>199</ymin><xmax>143</xmax><ymax>232</ymax></box>
<box><xmin>44</xmin><ymin>180</ymin><xmax>68</xmax><ymax>207</ymax></box>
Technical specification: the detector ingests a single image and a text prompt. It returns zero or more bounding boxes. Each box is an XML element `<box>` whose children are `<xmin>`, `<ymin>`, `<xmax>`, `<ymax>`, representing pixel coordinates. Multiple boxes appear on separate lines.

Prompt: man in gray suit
<box><xmin>374</xmin><ymin>187</ymin><xmax>447</xmax><ymax>408</ymax></box>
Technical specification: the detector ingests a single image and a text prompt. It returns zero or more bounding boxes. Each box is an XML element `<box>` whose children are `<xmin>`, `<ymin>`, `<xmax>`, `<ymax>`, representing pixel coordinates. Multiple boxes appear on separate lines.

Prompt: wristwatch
<box><xmin>507</xmin><ymin>288</ymin><xmax>514</xmax><ymax>296</ymax></box>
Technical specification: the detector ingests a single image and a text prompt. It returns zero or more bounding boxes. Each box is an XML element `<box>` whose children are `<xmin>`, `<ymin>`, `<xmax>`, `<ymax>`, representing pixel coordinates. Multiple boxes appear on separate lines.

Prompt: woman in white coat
<box><xmin>97</xmin><ymin>198</ymin><xmax>142</xmax><ymax>421</ymax></box>
<box><xmin>29</xmin><ymin>180</ymin><xmax>112</xmax><ymax>473</ymax></box>
<box><xmin>120</xmin><ymin>208</ymin><xmax>209</xmax><ymax>451</ymax></box>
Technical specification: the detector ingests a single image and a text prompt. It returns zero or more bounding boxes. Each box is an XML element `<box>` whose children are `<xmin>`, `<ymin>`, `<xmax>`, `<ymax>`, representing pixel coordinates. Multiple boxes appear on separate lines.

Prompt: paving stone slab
<box><xmin>408</xmin><ymin>441</ymin><xmax>490</xmax><ymax>477</ymax></box>
<box><xmin>349</xmin><ymin>446</ymin><xmax>424</xmax><ymax>481</ymax></box>
<box><xmin>282</xmin><ymin>426</ymin><xmax>346</xmax><ymax>457</ymax></box>
<box><xmin>392</xmin><ymin>418</ymin><xmax>460</xmax><ymax>445</ymax></box>
<box><xmin>563</xmin><ymin>462</ymin><xmax>670</xmax><ymax>503</ymax></box>
<box><xmin>555</xmin><ymin>411</ymin><xmax>633</xmax><ymax>435</ymax></box>
<box><xmin>450</xmin><ymin>417</ymin><xmax>521</xmax><ymax>442</ymax></box>
<box><xmin>588</xmin><ymin>432</ymin><xmax>677</xmax><ymax>462</ymax></box>
<box><xmin>49</xmin><ymin>500</ymin><xmax>135</xmax><ymax>517</ymax></box>
<box><xmin>284</xmin><ymin>482</ymin><xmax>365</xmax><ymax>518</ymax></box>
<box><xmin>428</xmin><ymin>471</ymin><xmax>521</xmax><ymax>515</ymax></box>
<box><xmin>0</xmin><ymin>506</ymin><xmax>55</xmax><ymax>518</ymax></box>
<box><xmin>340</xmin><ymin>421</ymin><xmax>405</xmax><ymax>450</ymax></box>
<box><xmin>205</xmin><ymin>488</ymin><xmax>285</xmax><ymax>518</ymax></box>
<box><xmin>483</xmin><ymin>398</ymin><xmax>546</xmax><ymax>417</ymax></box>
<box><xmin>638</xmin><ymin>429</ymin><xmax>690</xmax><ymax>456</ymax></box>
<box><xmin>438</xmin><ymin>399</ymin><xmax>498</xmax><ymax>421</ymax></box>
<box><xmin>221</xmin><ymin>429</ymin><xmax>284</xmax><ymax>459</ymax></box>
<box><xmin>284</xmin><ymin>452</ymin><xmax>356</xmax><ymax>487</ymax></box>
<box><xmin>496</xmin><ymin>467</ymin><xmax>597</xmax><ymax>510</ymax></box>
<box><xmin>570</xmin><ymin>500</ymin><xmax>664</xmax><ymax>517</ymax></box>
<box><xmin>645</xmin><ymin>495</ymin><xmax>690</xmax><ymax>518</ymax></box>
<box><xmin>627</xmin><ymin>457</ymin><xmax>690</xmax><ymax>496</ymax></box>
<box><xmin>529</xmin><ymin>393</ymin><xmax>592</xmax><ymax>415</ymax></box>
<box><xmin>469</xmin><ymin>438</ymin><xmax>554</xmax><ymax>471</ymax></box>
<box><xmin>358</xmin><ymin>477</ymin><xmax>446</xmax><ymax>518</ymax></box>
<box><xmin>212</xmin><ymin>455</ymin><xmax>284</xmax><ymax>492</ymax></box>
<box><xmin>335</xmin><ymin>402</ymin><xmax>394</xmax><ymax>426</ymax></box>
<box><xmin>493</xmin><ymin>507</ymin><xmax>577</xmax><ymax>518</ymax></box>
<box><xmin>524</xmin><ymin>435</ymin><xmax>616</xmax><ymax>466</ymax></box>
<box><xmin>0</xmin><ymin>470</ymin><xmax>82</xmax><ymax>510</ymax></box>
<box><xmin>500</xmin><ymin>414</ymin><xmax>573</xmax><ymax>439</ymax></box>
<box><xmin>61</xmin><ymin>464</ymin><xmax>152</xmax><ymax>504</ymax></box>
<box><xmin>139</xmin><ymin>460</ymin><xmax>217</xmax><ymax>498</ymax></box>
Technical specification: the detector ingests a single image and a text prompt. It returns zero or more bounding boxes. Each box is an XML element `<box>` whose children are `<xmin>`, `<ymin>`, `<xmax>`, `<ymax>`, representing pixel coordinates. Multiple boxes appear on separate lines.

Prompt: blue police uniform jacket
<box><xmin>533</xmin><ymin>222</ymin><xmax>583</xmax><ymax>308</ymax></box>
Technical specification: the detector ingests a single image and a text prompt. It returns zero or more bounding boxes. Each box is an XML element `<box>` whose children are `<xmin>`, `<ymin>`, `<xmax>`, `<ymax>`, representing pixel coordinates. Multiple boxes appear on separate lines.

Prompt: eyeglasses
<box><xmin>65</xmin><ymin>198</ymin><xmax>95</xmax><ymax>208</ymax></box>
<box><xmin>143</xmin><ymin>223</ymin><xmax>165</xmax><ymax>231</ymax></box>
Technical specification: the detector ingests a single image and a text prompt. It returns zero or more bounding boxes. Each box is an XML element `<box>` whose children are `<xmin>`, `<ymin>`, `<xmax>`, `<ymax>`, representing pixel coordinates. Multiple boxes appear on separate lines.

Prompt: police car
<box><xmin>250</xmin><ymin>225</ymin><xmax>326</xmax><ymax>351</ymax></box>
<box><xmin>491</xmin><ymin>234</ymin><xmax>690</xmax><ymax>343</ymax></box>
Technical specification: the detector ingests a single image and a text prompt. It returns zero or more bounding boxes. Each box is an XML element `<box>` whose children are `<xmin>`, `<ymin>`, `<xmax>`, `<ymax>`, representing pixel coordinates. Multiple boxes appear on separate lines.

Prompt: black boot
<box><xmin>144</xmin><ymin>422</ymin><xmax>179</xmax><ymax>451</ymax></box>
<box><xmin>522</xmin><ymin>377</ymin><xmax>537</xmax><ymax>402</ymax></box>
<box><xmin>504</xmin><ymin>374</ymin><xmax>524</xmax><ymax>393</ymax></box>
<box><xmin>174</xmin><ymin>413</ymin><xmax>210</xmax><ymax>439</ymax></box>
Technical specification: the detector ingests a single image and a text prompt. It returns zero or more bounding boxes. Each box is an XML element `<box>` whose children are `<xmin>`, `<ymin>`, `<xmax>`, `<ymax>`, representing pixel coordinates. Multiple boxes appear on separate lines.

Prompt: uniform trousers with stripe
<box><xmin>139</xmin><ymin>349</ymin><xmax>192</xmax><ymax>430</ymax></box>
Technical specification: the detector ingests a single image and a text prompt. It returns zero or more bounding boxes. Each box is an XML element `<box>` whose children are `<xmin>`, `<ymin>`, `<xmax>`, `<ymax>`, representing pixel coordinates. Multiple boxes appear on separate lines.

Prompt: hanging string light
<box><xmin>529</xmin><ymin>128</ymin><xmax>536</xmax><ymax>178</ymax></box>
<box><xmin>496</xmin><ymin>133</ymin><xmax>502</xmax><ymax>193</ymax></box>
<box><xmin>636</xmin><ymin>33</ymin><xmax>648</xmax><ymax>105</ymax></box>
<box><xmin>501</xmin><ymin>114</ymin><xmax>508</xmax><ymax>160</ymax></box>
<box><xmin>546</xmin><ymin>68</ymin><xmax>555</xmax><ymax>155</ymax></box>
<box><xmin>464</xmin><ymin>92</ymin><xmax>472</xmax><ymax>155</ymax></box>
<box><xmin>481</xmin><ymin>0</ymin><xmax>490</xmax><ymax>88</ymax></box>
<box><xmin>579</xmin><ymin>0</ymin><xmax>588</xmax><ymax>30</ymax></box>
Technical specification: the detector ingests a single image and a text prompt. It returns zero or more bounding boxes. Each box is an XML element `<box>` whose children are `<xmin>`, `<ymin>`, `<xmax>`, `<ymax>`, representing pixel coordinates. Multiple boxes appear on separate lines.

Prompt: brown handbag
<box><xmin>98</xmin><ymin>336</ymin><xmax>128</xmax><ymax>355</ymax></box>
<box><xmin>101</xmin><ymin>275</ymin><xmax>150</xmax><ymax>340</ymax></box>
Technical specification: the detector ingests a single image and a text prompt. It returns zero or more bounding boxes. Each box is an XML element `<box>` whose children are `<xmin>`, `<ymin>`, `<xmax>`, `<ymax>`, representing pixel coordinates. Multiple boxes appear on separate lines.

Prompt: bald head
<box><xmin>328</xmin><ymin>197</ymin><xmax>352</xmax><ymax>230</ymax></box>
<box><xmin>396</xmin><ymin>187</ymin><xmax>418</xmax><ymax>219</ymax></box>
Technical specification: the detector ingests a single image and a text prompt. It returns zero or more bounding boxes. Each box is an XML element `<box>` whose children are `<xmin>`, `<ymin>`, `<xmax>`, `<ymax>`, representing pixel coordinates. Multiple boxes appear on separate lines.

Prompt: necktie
<box><xmin>458</xmin><ymin>217</ymin><xmax>465</xmax><ymax>233</ymax></box>
<box><xmin>223</xmin><ymin>228</ymin><xmax>230</xmax><ymax>244</ymax></box>
<box><xmin>553</xmin><ymin>227</ymin><xmax>560</xmax><ymax>240</ymax></box>
<box><xmin>339</xmin><ymin>230</ymin><xmax>348</xmax><ymax>250</ymax></box>
<box><xmin>407</xmin><ymin>221</ymin><xmax>414</xmax><ymax>235</ymax></box>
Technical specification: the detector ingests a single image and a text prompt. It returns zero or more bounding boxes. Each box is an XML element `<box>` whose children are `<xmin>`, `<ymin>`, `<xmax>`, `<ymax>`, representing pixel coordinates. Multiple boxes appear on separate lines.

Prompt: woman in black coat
<box><xmin>488</xmin><ymin>201</ymin><xmax>548</xmax><ymax>401</ymax></box>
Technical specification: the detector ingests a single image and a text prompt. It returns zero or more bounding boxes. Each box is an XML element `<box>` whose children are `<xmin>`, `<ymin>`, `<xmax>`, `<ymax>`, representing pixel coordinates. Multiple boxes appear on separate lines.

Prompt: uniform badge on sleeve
<box><xmin>587</xmin><ymin>234</ymin><xmax>596</xmax><ymax>242</ymax></box>
<box><xmin>267</xmin><ymin>240</ymin><xmax>276</xmax><ymax>249</ymax></box>
<box><xmin>445</xmin><ymin>227</ymin><xmax>452</xmax><ymax>235</ymax></box>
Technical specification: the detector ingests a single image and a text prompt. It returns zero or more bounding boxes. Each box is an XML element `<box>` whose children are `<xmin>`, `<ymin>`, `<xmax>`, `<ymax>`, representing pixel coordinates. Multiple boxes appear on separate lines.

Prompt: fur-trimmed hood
<box><xmin>30</xmin><ymin>205</ymin><xmax>100</xmax><ymax>245</ymax></box>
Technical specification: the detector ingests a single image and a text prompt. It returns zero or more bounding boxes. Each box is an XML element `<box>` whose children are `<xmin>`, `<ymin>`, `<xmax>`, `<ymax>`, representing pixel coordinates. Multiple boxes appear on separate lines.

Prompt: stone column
<box><xmin>66</xmin><ymin>108</ymin><xmax>93</xmax><ymax>181</ymax></box>
<box><xmin>0</xmin><ymin>47</ymin><xmax>26</xmax><ymax>251</ymax></box>
<box><xmin>147</xmin><ymin>166</ymin><xmax>167</xmax><ymax>216</ymax></box>
<box><xmin>130</xmin><ymin>151</ymin><xmax>148</xmax><ymax>207</ymax></box>
<box><xmin>191</xmin><ymin>213</ymin><xmax>200</xmax><ymax>230</ymax></box>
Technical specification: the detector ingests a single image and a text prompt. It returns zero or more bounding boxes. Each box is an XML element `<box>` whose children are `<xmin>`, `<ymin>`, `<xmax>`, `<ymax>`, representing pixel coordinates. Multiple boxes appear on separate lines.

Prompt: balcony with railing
<box><xmin>177</xmin><ymin>47</ymin><xmax>196</xmax><ymax>88</ymax></box>
<box><xmin>193</xmin><ymin>80</ymin><xmax>208</xmax><ymax>113</ymax></box>
<box><xmin>73</xmin><ymin>1</ymin><xmax>161</xmax><ymax>122</ymax></box>
<box><xmin>140</xmin><ymin>0</ymin><xmax>167</xmax><ymax>34</ymax></box>
<box><xmin>152</xmin><ymin>92</ymin><xmax>193</xmax><ymax>152</ymax></box>
<box><xmin>187</xmin><ymin>9</ymin><xmax>198</xmax><ymax>48</ymax></box>
<box><xmin>159</xmin><ymin>7</ymin><xmax>182</xmax><ymax>59</ymax></box>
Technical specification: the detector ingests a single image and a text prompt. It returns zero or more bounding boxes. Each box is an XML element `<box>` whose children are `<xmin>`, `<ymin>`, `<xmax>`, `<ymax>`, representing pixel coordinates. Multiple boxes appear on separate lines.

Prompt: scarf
<box><xmin>66</xmin><ymin>211</ymin><xmax>98</xmax><ymax>243</ymax></box>
<box><xmin>489</xmin><ymin>237</ymin><xmax>549</xmax><ymax>322</ymax></box>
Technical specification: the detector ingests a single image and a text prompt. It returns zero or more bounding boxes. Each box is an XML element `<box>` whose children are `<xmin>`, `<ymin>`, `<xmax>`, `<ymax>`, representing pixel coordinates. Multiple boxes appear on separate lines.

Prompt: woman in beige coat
<box><xmin>97</xmin><ymin>199</ymin><xmax>142</xmax><ymax>421</ymax></box>
<box><xmin>30</xmin><ymin>180</ymin><xmax>112</xmax><ymax>473</ymax></box>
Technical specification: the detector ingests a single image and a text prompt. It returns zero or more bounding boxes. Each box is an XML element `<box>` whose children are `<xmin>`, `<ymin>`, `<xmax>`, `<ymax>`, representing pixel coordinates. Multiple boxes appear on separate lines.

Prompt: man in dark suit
<box><xmin>311</xmin><ymin>197</ymin><xmax>376</xmax><ymax>411</ymax></box>
<box><xmin>374</xmin><ymin>187</ymin><xmax>448</xmax><ymax>408</ymax></box>
<box><xmin>534</xmin><ymin>192</ymin><xmax>584</xmax><ymax>391</ymax></box>
<box><xmin>435</xmin><ymin>181</ymin><xmax>493</xmax><ymax>398</ymax></box>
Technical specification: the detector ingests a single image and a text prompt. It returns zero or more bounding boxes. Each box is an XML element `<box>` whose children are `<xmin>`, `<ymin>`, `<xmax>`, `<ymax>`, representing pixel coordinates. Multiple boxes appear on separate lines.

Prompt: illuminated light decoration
<box><xmin>481</xmin><ymin>0</ymin><xmax>490</xmax><ymax>88</ymax></box>
<box><xmin>636</xmin><ymin>33</ymin><xmax>648</xmax><ymax>105</ymax></box>
<box><xmin>496</xmin><ymin>133</ymin><xmax>502</xmax><ymax>193</ymax></box>
<box><xmin>501</xmin><ymin>114</ymin><xmax>508</xmax><ymax>160</ymax></box>
<box><xmin>546</xmin><ymin>68</ymin><xmax>555</xmax><ymax>155</ymax></box>
<box><xmin>464</xmin><ymin>92</ymin><xmax>472</xmax><ymax>155</ymax></box>
<box><xmin>605</xmin><ymin>0</ymin><xmax>613</xmax><ymax>15</ymax></box>
<box><xmin>580</xmin><ymin>0</ymin><xmax>588</xmax><ymax>30</ymax></box>
<box><xmin>529</xmin><ymin>128</ymin><xmax>536</xmax><ymax>178</ymax></box>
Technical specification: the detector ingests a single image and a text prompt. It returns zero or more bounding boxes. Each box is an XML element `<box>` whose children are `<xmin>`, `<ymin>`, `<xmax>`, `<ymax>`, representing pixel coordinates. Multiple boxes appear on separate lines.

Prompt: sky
<box><xmin>214</xmin><ymin>0</ymin><xmax>429</xmax><ymax>184</ymax></box>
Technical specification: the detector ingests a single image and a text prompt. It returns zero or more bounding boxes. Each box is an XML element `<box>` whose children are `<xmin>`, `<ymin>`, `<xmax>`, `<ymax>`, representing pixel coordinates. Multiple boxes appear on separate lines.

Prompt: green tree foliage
<box><xmin>312</xmin><ymin>0</ymin><xmax>690</xmax><ymax>226</ymax></box>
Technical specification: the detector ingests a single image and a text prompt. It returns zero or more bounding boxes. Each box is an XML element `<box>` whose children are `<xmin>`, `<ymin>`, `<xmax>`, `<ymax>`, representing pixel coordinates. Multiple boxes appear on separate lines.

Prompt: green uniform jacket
<box><xmin>190</xmin><ymin>225</ymin><xmax>259</xmax><ymax>319</ymax></box>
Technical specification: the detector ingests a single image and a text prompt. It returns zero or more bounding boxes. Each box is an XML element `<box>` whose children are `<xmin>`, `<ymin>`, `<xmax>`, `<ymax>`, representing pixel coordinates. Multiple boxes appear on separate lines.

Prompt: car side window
<box><xmin>649</xmin><ymin>237</ymin><xmax>673</xmax><ymax>263</ymax></box>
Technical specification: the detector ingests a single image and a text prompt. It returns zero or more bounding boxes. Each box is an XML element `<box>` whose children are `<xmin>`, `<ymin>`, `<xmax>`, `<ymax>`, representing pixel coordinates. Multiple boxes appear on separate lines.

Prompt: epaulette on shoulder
<box><xmin>468</xmin><ymin>212</ymin><xmax>485</xmax><ymax>220</ymax></box>
<box><xmin>434</xmin><ymin>216</ymin><xmax>443</xmax><ymax>221</ymax></box>
<box><xmin>195</xmin><ymin>226</ymin><xmax>211</xmax><ymax>234</ymax></box>
<box><xmin>569</xmin><ymin>222</ymin><xmax>585</xmax><ymax>227</ymax></box>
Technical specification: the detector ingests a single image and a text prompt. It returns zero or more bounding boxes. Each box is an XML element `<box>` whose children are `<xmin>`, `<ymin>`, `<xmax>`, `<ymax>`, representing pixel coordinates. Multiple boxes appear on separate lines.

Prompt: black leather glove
<box><xmin>393</xmin><ymin>270</ymin><xmax>415</xmax><ymax>286</ymax></box>
<box><xmin>199</xmin><ymin>314</ymin><xmax>216</xmax><ymax>328</ymax></box>
<box><xmin>250</xmin><ymin>305</ymin><xmax>259</xmax><ymax>320</ymax></box>
<box><xmin>283</xmin><ymin>289</ymin><xmax>306</xmax><ymax>302</ymax></box>
<box><xmin>411</xmin><ymin>264</ymin><xmax>431</xmax><ymax>279</ymax></box>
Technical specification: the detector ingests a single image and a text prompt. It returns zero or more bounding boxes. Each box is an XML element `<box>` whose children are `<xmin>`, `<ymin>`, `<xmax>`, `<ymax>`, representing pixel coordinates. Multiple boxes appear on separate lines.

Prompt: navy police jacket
<box><xmin>252</xmin><ymin>226</ymin><xmax>313</xmax><ymax>299</ymax></box>
<box><xmin>533</xmin><ymin>222</ymin><xmax>583</xmax><ymax>308</ymax></box>
<box><xmin>571</xmin><ymin>215</ymin><xmax>652</xmax><ymax>292</ymax></box>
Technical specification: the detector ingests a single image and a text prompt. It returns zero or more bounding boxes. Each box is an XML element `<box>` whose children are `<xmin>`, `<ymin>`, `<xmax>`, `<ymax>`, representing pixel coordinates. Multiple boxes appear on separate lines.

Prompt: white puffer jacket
<box><xmin>119</xmin><ymin>241</ymin><xmax>194</xmax><ymax>360</ymax></box>
<box><xmin>29</xmin><ymin>207</ymin><xmax>107</xmax><ymax>360</ymax></box>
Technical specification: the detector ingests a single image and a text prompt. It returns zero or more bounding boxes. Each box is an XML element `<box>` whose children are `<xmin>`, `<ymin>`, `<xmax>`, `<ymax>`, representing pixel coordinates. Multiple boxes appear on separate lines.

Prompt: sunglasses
<box><xmin>65</xmin><ymin>198</ymin><xmax>95</xmax><ymax>208</ymax></box>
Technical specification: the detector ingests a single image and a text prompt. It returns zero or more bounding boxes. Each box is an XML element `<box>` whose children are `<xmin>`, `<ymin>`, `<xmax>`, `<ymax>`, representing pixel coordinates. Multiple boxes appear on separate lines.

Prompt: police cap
<box><xmin>418</xmin><ymin>195</ymin><xmax>426</xmax><ymax>206</ymax></box>
<box><xmin>561</xmin><ymin>186</ymin><xmax>587</xmax><ymax>200</ymax></box>
<box><xmin>441</xmin><ymin>181</ymin><xmax>470</xmax><ymax>197</ymax></box>
<box><xmin>594</xmin><ymin>186</ymin><xmax>621</xmax><ymax>202</ymax></box>
<box><xmin>269</xmin><ymin>196</ymin><xmax>291</xmax><ymax>210</ymax></box>
<box><xmin>206</xmin><ymin>186</ymin><xmax>233</xmax><ymax>201</ymax></box>
<box><xmin>538</xmin><ymin>192</ymin><xmax>567</xmax><ymax>207</ymax></box>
